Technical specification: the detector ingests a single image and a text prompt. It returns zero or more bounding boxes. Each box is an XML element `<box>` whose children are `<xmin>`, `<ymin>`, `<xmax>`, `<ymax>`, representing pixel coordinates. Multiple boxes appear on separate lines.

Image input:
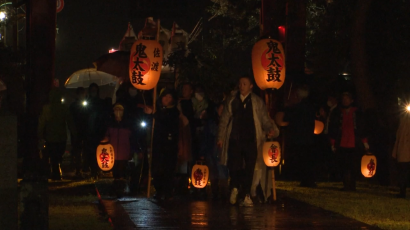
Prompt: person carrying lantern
<box><xmin>217</xmin><ymin>76</ymin><xmax>278</xmax><ymax>207</ymax></box>
<box><xmin>104</xmin><ymin>103</ymin><xmax>136</xmax><ymax>197</ymax></box>
<box><xmin>149</xmin><ymin>88</ymin><xmax>180</xmax><ymax>200</ymax></box>
<box><xmin>328</xmin><ymin>92</ymin><xmax>369</xmax><ymax>191</ymax></box>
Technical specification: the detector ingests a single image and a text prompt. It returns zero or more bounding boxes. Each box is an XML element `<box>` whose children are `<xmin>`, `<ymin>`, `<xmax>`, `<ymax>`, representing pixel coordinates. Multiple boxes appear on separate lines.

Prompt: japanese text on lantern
<box><xmin>266</xmin><ymin>41</ymin><xmax>282</xmax><ymax>82</ymax></box>
<box><xmin>131</xmin><ymin>43</ymin><xmax>148</xmax><ymax>85</ymax></box>
<box><xmin>100</xmin><ymin>148</ymin><xmax>110</xmax><ymax>169</ymax></box>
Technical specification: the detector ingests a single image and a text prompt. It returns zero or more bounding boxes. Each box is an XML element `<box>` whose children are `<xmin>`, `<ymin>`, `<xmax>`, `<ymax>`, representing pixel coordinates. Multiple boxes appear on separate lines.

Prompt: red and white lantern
<box><xmin>96</xmin><ymin>142</ymin><xmax>115</xmax><ymax>171</ymax></box>
<box><xmin>191</xmin><ymin>161</ymin><xmax>209</xmax><ymax>189</ymax></box>
<box><xmin>263</xmin><ymin>141</ymin><xmax>281</xmax><ymax>167</ymax></box>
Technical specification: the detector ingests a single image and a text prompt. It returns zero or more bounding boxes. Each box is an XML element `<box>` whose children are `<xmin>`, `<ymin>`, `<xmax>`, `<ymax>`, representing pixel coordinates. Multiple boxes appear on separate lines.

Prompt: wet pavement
<box><xmin>95</xmin><ymin>179</ymin><xmax>381</xmax><ymax>230</ymax></box>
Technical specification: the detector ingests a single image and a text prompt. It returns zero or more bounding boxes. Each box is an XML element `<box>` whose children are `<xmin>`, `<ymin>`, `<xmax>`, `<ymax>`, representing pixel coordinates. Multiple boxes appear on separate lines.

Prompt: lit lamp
<box><xmin>191</xmin><ymin>160</ymin><xmax>209</xmax><ymax>189</ymax></box>
<box><xmin>263</xmin><ymin>141</ymin><xmax>281</xmax><ymax>167</ymax></box>
<box><xmin>361</xmin><ymin>152</ymin><xmax>377</xmax><ymax>178</ymax></box>
<box><xmin>252</xmin><ymin>38</ymin><xmax>286</xmax><ymax>90</ymax></box>
<box><xmin>96</xmin><ymin>141</ymin><xmax>115</xmax><ymax>171</ymax></box>
<box><xmin>129</xmin><ymin>39</ymin><xmax>163</xmax><ymax>90</ymax></box>
<box><xmin>314</xmin><ymin>120</ymin><xmax>324</xmax><ymax>134</ymax></box>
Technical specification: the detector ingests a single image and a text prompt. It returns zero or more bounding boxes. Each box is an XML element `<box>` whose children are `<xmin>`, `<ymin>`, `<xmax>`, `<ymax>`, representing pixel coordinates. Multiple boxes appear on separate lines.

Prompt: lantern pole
<box><xmin>147</xmin><ymin>18</ymin><xmax>161</xmax><ymax>198</ymax></box>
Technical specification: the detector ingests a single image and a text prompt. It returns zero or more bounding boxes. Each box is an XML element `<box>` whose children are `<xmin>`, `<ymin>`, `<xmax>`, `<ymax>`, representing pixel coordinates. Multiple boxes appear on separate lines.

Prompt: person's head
<box><xmin>159</xmin><ymin>88</ymin><xmax>177</xmax><ymax>107</ymax></box>
<box><xmin>113</xmin><ymin>103</ymin><xmax>124</xmax><ymax>121</ymax></box>
<box><xmin>194</xmin><ymin>86</ymin><xmax>205</xmax><ymax>102</ymax></box>
<box><xmin>341</xmin><ymin>92</ymin><xmax>354</xmax><ymax>107</ymax></box>
<box><xmin>181</xmin><ymin>83</ymin><xmax>194</xmax><ymax>99</ymax></box>
<box><xmin>88</xmin><ymin>83</ymin><xmax>99</xmax><ymax>98</ymax></box>
<box><xmin>327</xmin><ymin>95</ymin><xmax>338</xmax><ymax>107</ymax></box>
<box><xmin>75</xmin><ymin>87</ymin><xmax>86</xmax><ymax>100</ymax></box>
<box><xmin>238</xmin><ymin>76</ymin><xmax>254</xmax><ymax>96</ymax></box>
<box><xmin>128</xmin><ymin>86</ymin><xmax>137</xmax><ymax>98</ymax></box>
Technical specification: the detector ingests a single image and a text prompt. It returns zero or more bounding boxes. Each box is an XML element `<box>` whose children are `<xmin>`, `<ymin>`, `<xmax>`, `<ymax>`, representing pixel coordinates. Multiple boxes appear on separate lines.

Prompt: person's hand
<box><xmin>217</xmin><ymin>140</ymin><xmax>223</xmax><ymax>149</ymax></box>
<box><xmin>267</xmin><ymin>128</ymin><xmax>275</xmax><ymax>137</ymax></box>
<box><xmin>331</xmin><ymin>145</ymin><xmax>336</xmax><ymax>153</ymax></box>
<box><xmin>364</xmin><ymin>142</ymin><xmax>370</xmax><ymax>151</ymax></box>
<box><xmin>144</xmin><ymin>106</ymin><xmax>153</xmax><ymax>114</ymax></box>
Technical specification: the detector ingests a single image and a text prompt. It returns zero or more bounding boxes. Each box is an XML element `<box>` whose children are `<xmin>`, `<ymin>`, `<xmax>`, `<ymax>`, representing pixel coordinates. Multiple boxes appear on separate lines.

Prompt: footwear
<box><xmin>239</xmin><ymin>194</ymin><xmax>253</xmax><ymax>207</ymax></box>
<box><xmin>230</xmin><ymin>188</ymin><xmax>238</xmax><ymax>205</ymax></box>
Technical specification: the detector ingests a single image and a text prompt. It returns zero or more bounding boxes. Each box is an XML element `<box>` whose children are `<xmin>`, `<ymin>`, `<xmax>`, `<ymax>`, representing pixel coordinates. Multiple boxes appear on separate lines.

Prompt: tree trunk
<box><xmin>350</xmin><ymin>0</ymin><xmax>376</xmax><ymax>110</ymax></box>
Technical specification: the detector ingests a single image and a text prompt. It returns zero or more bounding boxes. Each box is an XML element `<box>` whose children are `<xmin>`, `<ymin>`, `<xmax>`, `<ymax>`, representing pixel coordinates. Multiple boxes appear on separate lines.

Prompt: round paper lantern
<box><xmin>274</xmin><ymin>112</ymin><xmax>289</xmax><ymax>127</ymax></box>
<box><xmin>263</xmin><ymin>141</ymin><xmax>281</xmax><ymax>167</ymax></box>
<box><xmin>129</xmin><ymin>39</ymin><xmax>163</xmax><ymax>90</ymax></box>
<box><xmin>96</xmin><ymin>142</ymin><xmax>115</xmax><ymax>171</ymax></box>
<box><xmin>191</xmin><ymin>161</ymin><xmax>209</xmax><ymax>189</ymax></box>
<box><xmin>361</xmin><ymin>153</ymin><xmax>377</xmax><ymax>178</ymax></box>
<box><xmin>314</xmin><ymin>120</ymin><xmax>324</xmax><ymax>135</ymax></box>
<box><xmin>252</xmin><ymin>39</ymin><xmax>286</xmax><ymax>90</ymax></box>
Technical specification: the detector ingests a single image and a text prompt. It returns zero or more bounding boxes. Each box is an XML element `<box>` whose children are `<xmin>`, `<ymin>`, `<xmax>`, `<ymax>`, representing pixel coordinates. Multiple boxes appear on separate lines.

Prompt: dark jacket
<box><xmin>153</xmin><ymin>106</ymin><xmax>180</xmax><ymax>150</ymax></box>
<box><xmin>283</xmin><ymin>100</ymin><xmax>316</xmax><ymax>146</ymax></box>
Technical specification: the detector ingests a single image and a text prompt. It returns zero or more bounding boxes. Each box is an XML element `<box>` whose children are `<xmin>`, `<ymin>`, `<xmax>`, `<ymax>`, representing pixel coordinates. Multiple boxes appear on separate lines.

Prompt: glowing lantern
<box><xmin>314</xmin><ymin>120</ymin><xmax>324</xmax><ymax>134</ymax></box>
<box><xmin>129</xmin><ymin>39</ymin><xmax>163</xmax><ymax>90</ymax></box>
<box><xmin>263</xmin><ymin>141</ymin><xmax>281</xmax><ymax>167</ymax></box>
<box><xmin>274</xmin><ymin>112</ymin><xmax>289</xmax><ymax>127</ymax></box>
<box><xmin>361</xmin><ymin>153</ymin><xmax>377</xmax><ymax>178</ymax></box>
<box><xmin>96</xmin><ymin>141</ymin><xmax>115</xmax><ymax>171</ymax></box>
<box><xmin>252</xmin><ymin>39</ymin><xmax>286</xmax><ymax>90</ymax></box>
<box><xmin>191</xmin><ymin>161</ymin><xmax>209</xmax><ymax>189</ymax></box>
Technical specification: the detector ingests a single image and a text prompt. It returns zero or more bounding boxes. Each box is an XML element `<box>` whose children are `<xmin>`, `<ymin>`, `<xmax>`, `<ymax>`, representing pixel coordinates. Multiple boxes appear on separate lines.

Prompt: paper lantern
<box><xmin>252</xmin><ymin>39</ymin><xmax>286</xmax><ymax>90</ymax></box>
<box><xmin>96</xmin><ymin>142</ymin><xmax>115</xmax><ymax>171</ymax></box>
<box><xmin>191</xmin><ymin>161</ymin><xmax>209</xmax><ymax>189</ymax></box>
<box><xmin>274</xmin><ymin>112</ymin><xmax>289</xmax><ymax>127</ymax></box>
<box><xmin>263</xmin><ymin>141</ymin><xmax>281</xmax><ymax>167</ymax></box>
<box><xmin>361</xmin><ymin>153</ymin><xmax>377</xmax><ymax>178</ymax></box>
<box><xmin>129</xmin><ymin>39</ymin><xmax>163</xmax><ymax>90</ymax></box>
<box><xmin>314</xmin><ymin>120</ymin><xmax>324</xmax><ymax>134</ymax></box>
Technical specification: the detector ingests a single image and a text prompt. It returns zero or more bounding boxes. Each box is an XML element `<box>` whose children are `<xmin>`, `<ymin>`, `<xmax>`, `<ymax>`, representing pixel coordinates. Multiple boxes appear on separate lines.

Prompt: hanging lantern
<box><xmin>314</xmin><ymin>120</ymin><xmax>324</xmax><ymax>134</ymax></box>
<box><xmin>129</xmin><ymin>39</ymin><xmax>163</xmax><ymax>90</ymax></box>
<box><xmin>361</xmin><ymin>153</ymin><xmax>377</xmax><ymax>178</ymax></box>
<box><xmin>191</xmin><ymin>161</ymin><xmax>209</xmax><ymax>189</ymax></box>
<box><xmin>263</xmin><ymin>141</ymin><xmax>281</xmax><ymax>167</ymax></box>
<box><xmin>274</xmin><ymin>112</ymin><xmax>289</xmax><ymax>127</ymax></box>
<box><xmin>252</xmin><ymin>39</ymin><xmax>286</xmax><ymax>90</ymax></box>
<box><xmin>96</xmin><ymin>141</ymin><xmax>115</xmax><ymax>171</ymax></box>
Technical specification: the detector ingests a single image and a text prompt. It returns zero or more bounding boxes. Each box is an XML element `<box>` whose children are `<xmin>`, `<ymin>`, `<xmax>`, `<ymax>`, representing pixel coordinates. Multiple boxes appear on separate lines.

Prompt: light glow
<box><xmin>82</xmin><ymin>101</ymin><xmax>88</xmax><ymax>106</ymax></box>
<box><xmin>406</xmin><ymin>105</ymin><xmax>410</xmax><ymax>112</ymax></box>
<box><xmin>0</xmin><ymin>12</ymin><xmax>6</xmax><ymax>20</ymax></box>
<box><xmin>140</xmin><ymin>121</ymin><xmax>146</xmax><ymax>127</ymax></box>
<box><xmin>61</xmin><ymin>98</ymin><xmax>65</xmax><ymax>103</ymax></box>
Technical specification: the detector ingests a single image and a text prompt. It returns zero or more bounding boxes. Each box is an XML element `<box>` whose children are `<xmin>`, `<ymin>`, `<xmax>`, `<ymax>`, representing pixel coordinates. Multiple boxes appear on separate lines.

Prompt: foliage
<box><xmin>169</xmin><ymin>0</ymin><xmax>261</xmax><ymax>101</ymax></box>
<box><xmin>277</xmin><ymin>181</ymin><xmax>410</xmax><ymax>230</ymax></box>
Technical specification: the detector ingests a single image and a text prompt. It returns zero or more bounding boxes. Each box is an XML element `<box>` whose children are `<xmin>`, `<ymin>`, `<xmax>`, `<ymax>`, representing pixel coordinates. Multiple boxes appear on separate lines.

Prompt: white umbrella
<box><xmin>0</xmin><ymin>79</ymin><xmax>6</xmax><ymax>91</ymax></box>
<box><xmin>64</xmin><ymin>68</ymin><xmax>118</xmax><ymax>88</ymax></box>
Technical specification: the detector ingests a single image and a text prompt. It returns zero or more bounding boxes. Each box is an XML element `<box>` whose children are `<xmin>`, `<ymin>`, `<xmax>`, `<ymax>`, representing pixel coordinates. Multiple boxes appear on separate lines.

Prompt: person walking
<box><xmin>38</xmin><ymin>88</ymin><xmax>76</xmax><ymax>180</ymax></box>
<box><xmin>392</xmin><ymin>110</ymin><xmax>410</xmax><ymax>198</ymax></box>
<box><xmin>217</xmin><ymin>76</ymin><xmax>278</xmax><ymax>206</ymax></box>
<box><xmin>150</xmin><ymin>88</ymin><xmax>180</xmax><ymax>200</ymax></box>
<box><xmin>329</xmin><ymin>92</ymin><xmax>369</xmax><ymax>191</ymax></box>
<box><xmin>69</xmin><ymin>87</ymin><xmax>88</xmax><ymax>177</ymax></box>
<box><xmin>105</xmin><ymin>103</ymin><xmax>136</xmax><ymax>197</ymax></box>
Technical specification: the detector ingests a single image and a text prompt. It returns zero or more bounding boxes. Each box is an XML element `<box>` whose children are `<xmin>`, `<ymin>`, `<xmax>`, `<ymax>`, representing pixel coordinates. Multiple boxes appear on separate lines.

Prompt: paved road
<box><xmin>96</xmin><ymin>180</ymin><xmax>381</xmax><ymax>230</ymax></box>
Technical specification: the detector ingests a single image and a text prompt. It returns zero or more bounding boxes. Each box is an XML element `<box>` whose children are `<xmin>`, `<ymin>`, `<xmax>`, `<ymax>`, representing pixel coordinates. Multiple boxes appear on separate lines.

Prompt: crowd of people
<box><xmin>36</xmin><ymin>75</ymin><xmax>410</xmax><ymax>203</ymax></box>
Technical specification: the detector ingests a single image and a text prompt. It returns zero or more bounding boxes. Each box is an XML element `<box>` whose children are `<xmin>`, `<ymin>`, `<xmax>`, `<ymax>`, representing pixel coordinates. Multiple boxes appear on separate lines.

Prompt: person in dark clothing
<box><xmin>328</xmin><ymin>92</ymin><xmax>369</xmax><ymax>191</ymax></box>
<box><xmin>217</xmin><ymin>76</ymin><xmax>278</xmax><ymax>206</ymax></box>
<box><xmin>83</xmin><ymin>83</ymin><xmax>107</xmax><ymax>179</ymax></box>
<box><xmin>38</xmin><ymin>88</ymin><xmax>76</xmax><ymax>180</ymax></box>
<box><xmin>69</xmin><ymin>87</ymin><xmax>88</xmax><ymax>177</ymax></box>
<box><xmin>105</xmin><ymin>103</ymin><xmax>136</xmax><ymax>197</ymax></box>
<box><xmin>151</xmin><ymin>88</ymin><xmax>180</xmax><ymax>200</ymax></box>
<box><xmin>283</xmin><ymin>86</ymin><xmax>317</xmax><ymax>187</ymax></box>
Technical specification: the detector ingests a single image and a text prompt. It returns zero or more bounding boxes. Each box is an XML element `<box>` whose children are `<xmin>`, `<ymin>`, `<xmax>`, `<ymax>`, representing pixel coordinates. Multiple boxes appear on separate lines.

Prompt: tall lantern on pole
<box><xmin>252</xmin><ymin>38</ymin><xmax>286</xmax><ymax>90</ymax></box>
<box><xmin>129</xmin><ymin>39</ymin><xmax>163</xmax><ymax>90</ymax></box>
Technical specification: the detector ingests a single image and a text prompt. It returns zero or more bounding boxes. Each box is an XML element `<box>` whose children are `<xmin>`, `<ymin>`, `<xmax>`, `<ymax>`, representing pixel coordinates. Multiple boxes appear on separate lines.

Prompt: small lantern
<box><xmin>361</xmin><ymin>153</ymin><xmax>377</xmax><ymax>178</ymax></box>
<box><xmin>314</xmin><ymin>120</ymin><xmax>324</xmax><ymax>134</ymax></box>
<box><xmin>274</xmin><ymin>112</ymin><xmax>289</xmax><ymax>127</ymax></box>
<box><xmin>252</xmin><ymin>39</ymin><xmax>286</xmax><ymax>90</ymax></box>
<box><xmin>129</xmin><ymin>39</ymin><xmax>163</xmax><ymax>90</ymax></box>
<box><xmin>191</xmin><ymin>161</ymin><xmax>209</xmax><ymax>189</ymax></box>
<box><xmin>263</xmin><ymin>141</ymin><xmax>281</xmax><ymax>167</ymax></box>
<box><xmin>96</xmin><ymin>141</ymin><xmax>115</xmax><ymax>171</ymax></box>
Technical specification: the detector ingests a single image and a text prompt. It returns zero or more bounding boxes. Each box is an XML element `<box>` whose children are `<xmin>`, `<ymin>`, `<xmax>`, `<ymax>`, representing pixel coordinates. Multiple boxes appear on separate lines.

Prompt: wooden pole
<box><xmin>147</xmin><ymin>18</ymin><xmax>161</xmax><ymax>198</ymax></box>
<box><xmin>271</xmin><ymin>168</ymin><xmax>277</xmax><ymax>201</ymax></box>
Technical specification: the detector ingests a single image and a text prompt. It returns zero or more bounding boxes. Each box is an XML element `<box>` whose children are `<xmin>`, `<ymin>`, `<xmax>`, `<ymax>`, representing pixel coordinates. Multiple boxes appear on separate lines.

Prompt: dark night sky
<box><xmin>55</xmin><ymin>0</ymin><xmax>206</xmax><ymax>86</ymax></box>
